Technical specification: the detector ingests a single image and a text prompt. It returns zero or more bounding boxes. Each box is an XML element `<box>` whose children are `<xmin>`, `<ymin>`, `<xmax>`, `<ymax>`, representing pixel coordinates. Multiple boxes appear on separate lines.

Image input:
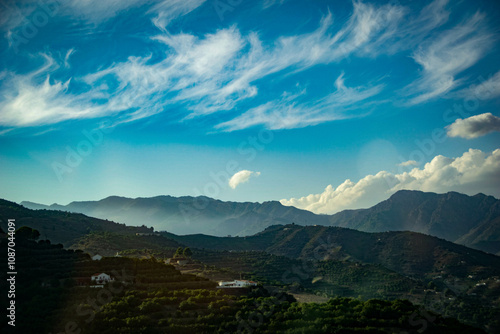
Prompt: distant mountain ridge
<box><xmin>21</xmin><ymin>195</ymin><xmax>330</xmax><ymax>236</ymax></box>
<box><xmin>327</xmin><ymin>190</ymin><xmax>500</xmax><ymax>254</ymax></box>
<box><xmin>20</xmin><ymin>190</ymin><xmax>500</xmax><ymax>254</ymax></box>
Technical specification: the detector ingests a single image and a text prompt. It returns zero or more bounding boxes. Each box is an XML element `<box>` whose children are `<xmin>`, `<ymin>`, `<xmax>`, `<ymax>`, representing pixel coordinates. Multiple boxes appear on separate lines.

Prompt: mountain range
<box><xmin>4</xmin><ymin>191</ymin><xmax>500</xmax><ymax>333</ymax></box>
<box><xmin>163</xmin><ymin>223</ymin><xmax>500</xmax><ymax>279</ymax></box>
<box><xmin>20</xmin><ymin>190</ymin><xmax>500</xmax><ymax>254</ymax></box>
<box><xmin>21</xmin><ymin>195</ymin><xmax>329</xmax><ymax>236</ymax></box>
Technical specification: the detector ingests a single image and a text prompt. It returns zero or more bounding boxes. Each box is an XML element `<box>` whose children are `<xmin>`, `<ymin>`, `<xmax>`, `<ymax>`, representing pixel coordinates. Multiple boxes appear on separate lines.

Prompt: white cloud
<box><xmin>262</xmin><ymin>0</ymin><xmax>287</xmax><ymax>9</ymax></box>
<box><xmin>0</xmin><ymin>0</ymin><xmax>489</xmax><ymax>131</ymax></box>
<box><xmin>459</xmin><ymin>71</ymin><xmax>500</xmax><ymax>101</ymax></box>
<box><xmin>229</xmin><ymin>170</ymin><xmax>261</xmax><ymax>189</ymax></box>
<box><xmin>149</xmin><ymin>0</ymin><xmax>206</xmax><ymax>31</ymax></box>
<box><xmin>446</xmin><ymin>113</ymin><xmax>500</xmax><ymax>139</ymax></box>
<box><xmin>404</xmin><ymin>12</ymin><xmax>493</xmax><ymax>105</ymax></box>
<box><xmin>2</xmin><ymin>0</ymin><xmax>206</xmax><ymax>40</ymax></box>
<box><xmin>281</xmin><ymin>148</ymin><xmax>500</xmax><ymax>214</ymax></box>
<box><xmin>399</xmin><ymin>160</ymin><xmax>419</xmax><ymax>167</ymax></box>
<box><xmin>0</xmin><ymin>54</ymin><xmax>106</xmax><ymax>127</ymax></box>
<box><xmin>216</xmin><ymin>73</ymin><xmax>383</xmax><ymax>131</ymax></box>
<box><xmin>63</xmin><ymin>48</ymin><xmax>75</xmax><ymax>68</ymax></box>
<box><xmin>8</xmin><ymin>3</ymin><xmax>394</xmax><ymax>129</ymax></box>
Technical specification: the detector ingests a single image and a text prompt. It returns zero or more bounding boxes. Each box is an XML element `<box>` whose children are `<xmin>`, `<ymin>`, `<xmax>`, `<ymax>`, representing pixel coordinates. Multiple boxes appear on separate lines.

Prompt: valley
<box><xmin>2</xmin><ymin>194</ymin><xmax>500</xmax><ymax>333</ymax></box>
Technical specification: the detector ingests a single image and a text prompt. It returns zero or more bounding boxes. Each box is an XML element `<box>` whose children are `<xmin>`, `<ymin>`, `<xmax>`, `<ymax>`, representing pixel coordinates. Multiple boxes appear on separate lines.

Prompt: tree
<box><xmin>16</xmin><ymin>226</ymin><xmax>40</xmax><ymax>240</ymax></box>
<box><xmin>183</xmin><ymin>247</ymin><xmax>192</xmax><ymax>258</ymax></box>
<box><xmin>174</xmin><ymin>247</ymin><xmax>184</xmax><ymax>258</ymax></box>
<box><xmin>50</xmin><ymin>278</ymin><xmax>60</xmax><ymax>288</ymax></box>
<box><xmin>63</xmin><ymin>278</ymin><xmax>75</xmax><ymax>288</ymax></box>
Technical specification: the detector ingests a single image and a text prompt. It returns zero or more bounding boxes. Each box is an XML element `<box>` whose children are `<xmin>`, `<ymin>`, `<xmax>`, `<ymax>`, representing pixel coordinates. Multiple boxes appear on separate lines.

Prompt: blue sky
<box><xmin>0</xmin><ymin>0</ymin><xmax>499</xmax><ymax>214</ymax></box>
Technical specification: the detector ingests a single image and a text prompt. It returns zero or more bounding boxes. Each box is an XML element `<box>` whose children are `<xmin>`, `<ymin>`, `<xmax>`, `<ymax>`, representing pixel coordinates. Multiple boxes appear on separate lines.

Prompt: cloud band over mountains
<box><xmin>281</xmin><ymin>148</ymin><xmax>500</xmax><ymax>214</ymax></box>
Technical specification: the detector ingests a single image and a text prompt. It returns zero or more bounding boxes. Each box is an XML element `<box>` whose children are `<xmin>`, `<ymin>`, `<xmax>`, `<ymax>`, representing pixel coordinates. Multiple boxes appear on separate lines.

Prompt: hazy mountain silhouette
<box><xmin>21</xmin><ymin>190</ymin><xmax>500</xmax><ymax>254</ymax></box>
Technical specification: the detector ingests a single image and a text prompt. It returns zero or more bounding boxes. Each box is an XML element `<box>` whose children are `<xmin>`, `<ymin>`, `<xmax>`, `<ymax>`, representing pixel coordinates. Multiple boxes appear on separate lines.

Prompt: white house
<box><xmin>166</xmin><ymin>257</ymin><xmax>189</xmax><ymax>266</ymax></box>
<box><xmin>91</xmin><ymin>273</ymin><xmax>114</xmax><ymax>284</ymax></box>
<box><xmin>92</xmin><ymin>254</ymin><xmax>102</xmax><ymax>261</ymax></box>
<box><xmin>217</xmin><ymin>280</ymin><xmax>258</xmax><ymax>288</ymax></box>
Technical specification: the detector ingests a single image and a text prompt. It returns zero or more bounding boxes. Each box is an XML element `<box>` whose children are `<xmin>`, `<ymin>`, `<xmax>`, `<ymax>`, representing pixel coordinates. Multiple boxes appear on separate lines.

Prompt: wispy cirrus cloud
<box><xmin>403</xmin><ymin>12</ymin><xmax>493</xmax><ymax>105</ymax></box>
<box><xmin>0</xmin><ymin>0</ymin><xmax>495</xmax><ymax>132</ymax></box>
<box><xmin>1</xmin><ymin>0</ymin><xmax>206</xmax><ymax>39</ymax></box>
<box><xmin>149</xmin><ymin>0</ymin><xmax>206</xmax><ymax>31</ymax></box>
<box><xmin>458</xmin><ymin>70</ymin><xmax>500</xmax><ymax>101</ymax></box>
<box><xmin>0</xmin><ymin>54</ymin><xmax>107</xmax><ymax>127</ymax></box>
<box><xmin>2</xmin><ymin>1</ymin><xmax>401</xmax><ymax>129</ymax></box>
<box><xmin>281</xmin><ymin>148</ymin><xmax>500</xmax><ymax>214</ymax></box>
<box><xmin>216</xmin><ymin>73</ymin><xmax>383</xmax><ymax>131</ymax></box>
<box><xmin>58</xmin><ymin>3</ymin><xmax>402</xmax><ymax>125</ymax></box>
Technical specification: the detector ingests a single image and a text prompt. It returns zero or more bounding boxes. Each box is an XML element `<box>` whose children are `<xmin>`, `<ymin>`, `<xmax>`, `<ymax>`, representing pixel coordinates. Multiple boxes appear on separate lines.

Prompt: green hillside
<box><xmin>0</xmin><ymin>199</ymin><xmax>153</xmax><ymax>247</ymax></box>
<box><xmin>1</xmin><ymin>233</ymin><xmax>485</xmax><ymax>334</ymax></box>
<box><xmin>163</xmin><ymin>224</ymin><xmax>500</xmax><ymax>279</ymax></box>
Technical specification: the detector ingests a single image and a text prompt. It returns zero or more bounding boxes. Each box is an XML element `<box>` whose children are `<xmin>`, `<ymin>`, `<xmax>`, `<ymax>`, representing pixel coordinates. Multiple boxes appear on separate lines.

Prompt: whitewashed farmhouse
<box><xmin>217</xmin><ymin>280</ymin><xmax>258</xmax><ymax>288</ymax></box>
<box><xmin>91</xmin><ymin>273</ymin><xmax>114</xmax><ymax>284</ymax></box>
<box><xmin>92</xmin><ymin>254</ymin><xmax>103</xmax><ymax>261</ymax></box>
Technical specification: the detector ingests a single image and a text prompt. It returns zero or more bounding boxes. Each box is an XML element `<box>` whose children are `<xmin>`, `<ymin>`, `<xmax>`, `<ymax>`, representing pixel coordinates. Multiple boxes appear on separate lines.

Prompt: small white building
<box><xmin>92</xmin><ymin>254</ymin><xmax>103</xmax><ymax>261</ymax></box>
<box><xmin>91</xmin><ymin>273</ymin><xmax>114</xmax><ymax>284</ymax></box>
<box><xmin>218</xmin><ymin>280</ymin><xmax>258</xmax><ymax>288</ymax></box>
<box><xmin>166</xmin><ymin>257</ymin><xmax>189</xmax><ymax>266</ymax></box>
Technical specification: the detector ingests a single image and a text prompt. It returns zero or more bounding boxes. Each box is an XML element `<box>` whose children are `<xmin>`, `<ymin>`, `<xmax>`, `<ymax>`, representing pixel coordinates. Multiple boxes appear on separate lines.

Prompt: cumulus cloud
<box><xmin>229</xmin><ymin>170</ymin><xmax>261</xmax><ymax>189</ymax></box>
<box><xmin>399</xmin><ymin>160</ymin><xmax>419</xmax><ymax>167</ymax></box>
<box><xmin>446</xmin><ymin>113</ymin><xmax>500</xmax><ymax>139</ymax></box>
<box><xmin>281</xmin><ymin>148</ymin><xmax>500</xmax><ymax>214</ymax></box>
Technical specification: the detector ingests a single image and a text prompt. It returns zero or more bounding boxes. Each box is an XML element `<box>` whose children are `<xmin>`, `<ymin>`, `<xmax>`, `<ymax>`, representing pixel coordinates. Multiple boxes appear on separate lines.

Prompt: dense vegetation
<box><xmin>0</xmin><ymin>199</ymin><xmax>153</xmax><ymax>247</ymax></box>
<box><xmin>164</xmin><ymin>224</ymin><xmax>500</xmax><ymax>279</ymax></box>
<box><xmin>0</xmin><ymin>234</ymin><xmax>209</xmax><ymax>334</ymax></box>
<box><xmin>193</xmin><ymin>249</ymin><xmax>424</xmax><ymax>299</ymax></box>
<box><xmin>85</xmin><ymin>291</ymin><xmax>485</xmax><ymax>334</ymax></box>
<box><xmin>1</xmin><ymin>200</ymin><xmax>499</xmax><ymax>333</ymax></box>
<box><xmin>71</xmin><ymin>231</ymin><xmax>181</xmax><ymax>256</ymax></box>
<box><xmin>0</xmin><ymin>234</ymin><xmax>488</xmax><ymax>334</ymax></box>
